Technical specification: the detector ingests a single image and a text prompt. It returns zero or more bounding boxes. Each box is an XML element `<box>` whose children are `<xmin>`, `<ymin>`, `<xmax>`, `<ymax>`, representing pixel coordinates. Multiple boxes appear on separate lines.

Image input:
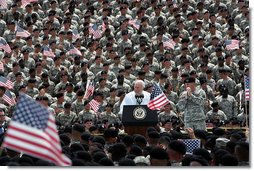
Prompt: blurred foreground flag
<box><xmin>2</xmin><ymin>93</ymin><xmax>72</xmax><ymax>166</ymax></box>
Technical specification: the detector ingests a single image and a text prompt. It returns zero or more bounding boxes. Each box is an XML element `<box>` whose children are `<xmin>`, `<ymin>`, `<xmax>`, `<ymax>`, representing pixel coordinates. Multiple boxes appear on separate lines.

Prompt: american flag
<box><xmin>21</xmin><ymin>0</ymin><xmax>38</xmax><ymax>7</ymax></box>
<box><xmin>0</xmin><ymin>0</ymin><xmax>7</xmax><ymax>9</ymax></box>
<box><xmin>0</xmin><ymin>37</ymin><xmax>11</xmax><ymax>53</ymax></box>
<box><xmin>84</xmin><ymin>80</ymin><xmax>95</xmax><ymax>99</ymax></box>
<box><xmin>89</xmin><ymin>99</ymin><xmax>100</xmax><ymax>112</ymax></box>
<box><xmin>0</xmin><ymin>61</ymin><xmax>4</xmax><ymax>72</ymax></box>
<box><xmin>16</xmin><ymin>25</ymin><xmax>31</xmax><ymax>38</ymax></box>
<box><xmin>147</xmin><ymin>83</ymin><xmax>170</xmax><ymax>110</ymax></box>
<box><xmin>128</xmin><ymin>19</ymin><xmax>141</xmax><ymax>30</ymax></box>
<box><xmin>181</xmin><ymin>139</ymin><xmax>201</xmax><ymax>154</ymax></box>
<box><xmin>2</xmin><ymin>90</ymin><xmax>16</xmax><ymax>106</ymax></box>
<box><xmin>89</xmin><ymin>24</ymin><xmax>102</xmax><ymax>39</ymax></box>
<box><xmin>66</xmin><ymin>44</ymin><xmax>82</xmax><ymax>56</ymax></box>
<box><xmin>2</xmin><ymin>93</ymin><xmax>72</xmax><ymax>166</ymax></box>
<box><xmin>101</xmin><ymin>21</ymin><xmax>106</xmax><ymax>33</ymax></box>
<box><xmin>43</xmin><ymin>46</ymin><xmax>55</xmax><ymax>58</ymax></box>
<box><xmin>162</xmin><ymin>35</ymin><xmax>176</xmax><ymax>50</ymax></box>
<box><xmin>225</xmin><ymin>39</ymin><xmax>240</xmax><ymax>50</ymax></box>
<box><xmin>0</xmin><ymin>76</ymin><xmax>13</xmax><ymax>89</ymax></box>
<box><xmin>244</xmin><ymin>75</ymin><xmax>250</xmax><ymax>101</ymax></box>
<box><xmin>72</xmin><ymin>28</ymin><xmax>81</xmax><ymax>40</ymax></box>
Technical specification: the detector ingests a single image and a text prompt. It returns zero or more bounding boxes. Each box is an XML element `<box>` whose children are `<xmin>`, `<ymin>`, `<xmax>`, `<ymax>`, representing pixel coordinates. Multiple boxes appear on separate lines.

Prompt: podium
<box><xmin>122</xmin><ymin>105</ymin><xmax>158</xmax><ymax>137</ymax></box>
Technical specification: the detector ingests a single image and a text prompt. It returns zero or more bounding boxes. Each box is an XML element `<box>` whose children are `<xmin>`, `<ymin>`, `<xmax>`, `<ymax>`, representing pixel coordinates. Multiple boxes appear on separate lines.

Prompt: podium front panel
<box><xmin>122</xmin><ymin>105</ymin><xmax>158</xmax><ymax>126</ymax></box>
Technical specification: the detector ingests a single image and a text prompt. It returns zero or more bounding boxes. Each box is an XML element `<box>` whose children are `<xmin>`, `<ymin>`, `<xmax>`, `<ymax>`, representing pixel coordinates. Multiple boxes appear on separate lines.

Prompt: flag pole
<box><xmin>244</xmin><ymin>100</ymin><xmax>248</xmax><ymax>128</ymax></box>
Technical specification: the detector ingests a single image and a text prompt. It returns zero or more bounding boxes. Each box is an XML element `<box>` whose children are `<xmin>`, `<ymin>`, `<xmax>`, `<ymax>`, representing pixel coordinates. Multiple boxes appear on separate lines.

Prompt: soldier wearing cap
<box><xmin>216</xmin><ymin>68</ymin><xmax>236</xmax><ymax>96</ymax></box>
<box><xmin>0</xmin><ymin>109</ymin><xmax>11</xmax><ymax>134</ymax></box>
<box><xmin>56</xmin><ymin>102</ymin><xmax>77</xmax><ymax>130</ymax></box>
<box><xmin>26</xmin><ymin>78</ymin><xmax>39</xmax><ymax>98</ymax></box>
<box><xmin>100</xmin><ymin>103</ymin><xmax>120</xmax><ymax>125</ymax></box>
<box><xmin>72</xmin><ymin>89</ymin><xmax>86</xmax><ymax>115</ymax></box>
<box><xmin>3</xmin><ymin>20</ymin><xmax>16</xmax><ymax>42</ymax></box>
<box><xmin>215</xmin><ymin>85</ymin><xmax>237</xmax><ymax>120</ymax></box>
<box><xmin>106</xmin><ymin>87</ymin><xmax>120</xmax><ymax>105</ymax></box>
<box><xmin>112</xmin><ymin>74</ymin><xmax>131</xmax><ymax>93</ymax></box>
<box><xmin>158</xmin><ymin>103</ymin><xmax>178</xmax><ymax>124</ymax></box>
<box><xmin>206</xmin><ymin>101</ymin><xmax>227</xmax><ymax>125</ymax></box>
<box><xmin>113</xmin><ymin>89</ymin><xmax>126</xmax><ymax>118</ymax></box>
<box><xmin>78</xmin><ymin>100</ymin><xmax>97</xmax><ymax>124</ymax></box>
<box><xmin>177</xmin><ymin>77</ymin><xmax>207</xmax><ymax>130</ymax></box>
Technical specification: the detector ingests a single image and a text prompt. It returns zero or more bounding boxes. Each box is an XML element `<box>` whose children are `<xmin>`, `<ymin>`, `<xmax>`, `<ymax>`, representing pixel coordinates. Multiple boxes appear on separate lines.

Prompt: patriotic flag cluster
<box><xmin>43</xmin><ymin>46</ymin><xmax>55</xmax><ymax>58</ymax></box>
<box><xmin>66</xmin><ymin>44</ymin><xmax>82</xmax><ymax>56</ymax></box>
<box><xmin>84</xmin><ymin>80</ymin><xmax>95</xmax><ymax>99</ymax></box>
<box><xmin>0</xmin><ymin>76</ymin><xmax>13</xmax><ymax>89</ymax></box>
<box><xmin>244</xmin><ymin>75</ymin><xmax>250</xmax><ymax>101</ymax></box>
<box><xmin>181</xmin><ymin>139</ymin><xmax>201</xmax><ymax>154</ymax></box>
<box><xmin>162</xmin><ymin>35</ymin><xmax>176</xmax><ymax>50</ymax></box>
<box><xmin>225</xmin><ymin>39</ymin><xmax>240</xmax><ymax>50</ymax></box>
<box><xmin>89</xmin><ymin>24</ymin><xmax>102</xmax><ymax>39</ymax></box>
<box><xmin>0</xmin><ymin>37</ymin><xmax>11</xmax><ymax>53</ymax></box>
<box><xmin>16</xmin><ymin>25</ymin><xmax>31</xmax><ymax>38</ymax></box>
<box><xmin>89</xmin><ymin>99</ymin><xmax>100</xmax><ymax>112</ymax></box>
<box><xmin>128</xmin><ymin>19</ymin><xmax>141</xmax><ymax>30</ymax></box>
<box><xmin>2</xmin><ymin>93</ymin><xmax>72</xmax><ymax>166</ymax></box>
<box><xmin>147</xmin><ymin>83</ymin><xmax>170</xmax><ymax>110</ymax></box>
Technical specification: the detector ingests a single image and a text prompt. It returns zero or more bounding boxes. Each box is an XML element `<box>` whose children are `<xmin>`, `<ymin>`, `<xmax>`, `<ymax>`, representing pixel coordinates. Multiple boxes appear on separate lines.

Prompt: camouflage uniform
<box><xmin>206</xmin><ymin>110</ymin><xmax>227</xmax><ymax>122</ymax></box>
<box><xmin>78</xmin><ymin>110</ymin><xmax>97</xmax><ymax>124</ymax></box>
<box><xmin>158</xmin><ymin>111</ymin><xmax>178</xmax><ymax>124</ymax></box>
<box><xmin>215</xmin><ymin>95</ymin><xmax>238</xmax><ymax>120</ymax></box>
<box><xmin>56</xmin><ymin>111</ymin><xmax>77</xmax><ymax>128</ymax></box>
<box><xmin>177</xmin><ymin>88</ymin><xmax>207</xmax><ymax>130</ymax></box>
<box><xmin>72</xmin><ymin>100</ymin><xmax>85</xmax><ymax>115</ymax></box>
<box><xmin>100</xmin><ymin>112</ymin><xmax>120</xmax><ymax>125</ymax></box>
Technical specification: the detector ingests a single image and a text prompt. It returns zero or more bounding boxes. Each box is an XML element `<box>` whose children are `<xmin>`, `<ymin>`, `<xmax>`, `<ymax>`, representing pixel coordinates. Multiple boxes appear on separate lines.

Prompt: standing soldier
<box><xmin>177</xmin><ymin>77</ymin><xmax>207</xmax><ymax>130</ymax></box>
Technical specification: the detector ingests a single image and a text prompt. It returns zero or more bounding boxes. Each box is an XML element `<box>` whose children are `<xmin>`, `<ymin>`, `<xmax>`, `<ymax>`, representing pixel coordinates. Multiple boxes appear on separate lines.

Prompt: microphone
<box><xmin>135</xmin><ymin>94</ymin><xmax>144</xmax><ymax>105</ymax></box>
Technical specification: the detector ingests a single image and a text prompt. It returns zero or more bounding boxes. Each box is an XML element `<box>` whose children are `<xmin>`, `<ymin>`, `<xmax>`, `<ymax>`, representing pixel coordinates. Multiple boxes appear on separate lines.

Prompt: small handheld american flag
<box><xmin>0</xmin><ymin>37</ymin><xmax>11</xmax><ymax>53</ymax></box>
<box><xmin>147</xmin><ymin>83</ymin><xmax>170</xmax><ymax>110</ymax></box>
<box><xmin>162</xmin><ymin>35</ymin><xmax>176</xmax><ymax>50</ymax></box>
<box><xmin>89</xmin><ymin>99</ymin><xmax>100</xmax><ymax>112</ymax></box>
<box><xmin>16</xmin><ymin>25</ymin><xmax>31</xmax><ymax>38</ymax></box>
<box><xmin>225</xmin><ymin>39</ymin><xmax>239</xmax><ymax>50</ymax></box>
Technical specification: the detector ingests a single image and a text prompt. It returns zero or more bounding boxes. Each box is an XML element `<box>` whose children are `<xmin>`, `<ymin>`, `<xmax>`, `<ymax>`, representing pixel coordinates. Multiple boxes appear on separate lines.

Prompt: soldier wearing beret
<box><xmin>177</xmin><ymin>77</ymin><xmax>207</xmax><ymax>130</ymax></box>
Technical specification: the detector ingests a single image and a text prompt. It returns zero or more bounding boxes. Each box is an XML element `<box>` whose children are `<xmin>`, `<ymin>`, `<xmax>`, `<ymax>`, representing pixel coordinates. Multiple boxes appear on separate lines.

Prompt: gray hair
<box><xmin>134</xmin><ymin>80</ymin><xmax>145</xmax><ymax>88</ymax></box>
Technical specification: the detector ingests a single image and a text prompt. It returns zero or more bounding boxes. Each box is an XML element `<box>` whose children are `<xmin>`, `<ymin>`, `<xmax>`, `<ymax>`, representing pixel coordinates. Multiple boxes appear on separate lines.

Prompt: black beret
<box><xmin>28</xmin><ymin>78</ymin><xmax>36</xmax><ymax>83</ymax></box>
<box><xmin>184</xmin><ymin>77</ymin><xmax>195</xmax><ymax>84</ymax></box>
<box><xmin>211</xmin><ymin>101</ymin><xmax>219</xmax><ymax>108</ymax></box>
<box><xmin>104</xmin><ymin>129</ymin><xmax>118</xmax><ymax>138</ymax></box>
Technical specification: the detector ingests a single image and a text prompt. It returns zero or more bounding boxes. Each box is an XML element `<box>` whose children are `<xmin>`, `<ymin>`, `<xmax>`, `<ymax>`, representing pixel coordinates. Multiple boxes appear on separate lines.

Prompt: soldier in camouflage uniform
<box><xmin>78</xmin><ymin>101</ymin><xmax>97</xmax><ymax>124</ymax></box>
<box><xmin>177</xmin><ymin>77</ymin><xmax>207</xmax><ymax>130</ymax></box>
<box><xmin>100</xmin><ymin>104</ymin><xmax>120</xmax><ymax>125</ymax></box>
<box><xmin>215</xmin><ymin>85</ymin><xmax>238</xmax><ymax>121</ymax></box>
<box><xmin>56</xmin><ymin>102</ymin><xmax>77</xmax><ymax>130</ymax></box>
<box><xmin>158</xmin><ymin>103</ymin><xmax>178</xmax><ymax>124</ymax></box>
<box><xmin>26</xmin><ymin>78</ymin><xmax>39</xmax><ymax>98</ymax></box>
<box><xmin>72</xmin><ymin>89</ymin><xmax>86</xmax><ymax>115</ymax></box>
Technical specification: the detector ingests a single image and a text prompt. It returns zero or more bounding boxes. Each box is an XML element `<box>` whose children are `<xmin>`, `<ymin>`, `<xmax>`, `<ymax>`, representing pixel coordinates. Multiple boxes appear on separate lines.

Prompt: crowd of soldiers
<box><xmin>0</xmin><ymin>0</ymin><xmax>250</xmax><ymax>166</ymax></box>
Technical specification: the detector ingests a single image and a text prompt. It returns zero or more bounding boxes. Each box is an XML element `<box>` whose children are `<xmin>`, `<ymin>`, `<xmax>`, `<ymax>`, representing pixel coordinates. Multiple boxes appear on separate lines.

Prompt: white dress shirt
<box><xmin>119</xmin><ymin>91</ymin><xmax>151</xmax><ymax>114</ymax></box>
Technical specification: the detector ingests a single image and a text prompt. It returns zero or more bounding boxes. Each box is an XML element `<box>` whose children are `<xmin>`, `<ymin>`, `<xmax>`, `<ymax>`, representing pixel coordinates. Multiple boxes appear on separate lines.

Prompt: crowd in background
<box><xmin>0</xmin><ymin>0</ymin><xmax>250</xmax><ymax>166</ymax></box>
